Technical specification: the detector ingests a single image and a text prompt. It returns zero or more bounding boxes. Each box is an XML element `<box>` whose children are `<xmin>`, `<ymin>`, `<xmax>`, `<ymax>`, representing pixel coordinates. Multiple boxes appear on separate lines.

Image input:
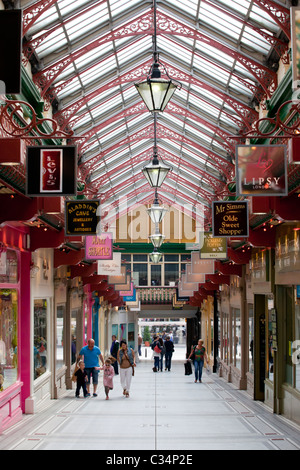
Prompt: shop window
<box><xmin>294</xmin><ymin>289</ymin><xmax>300</xmax><ymax>391</ymax></box>
<box><xmin>164</xmin><ymin>264</ymin><xmax>179</xmax><ymax>285</ymax></box>
<box><xmin>0</xmin><ymin>289</ymin><xmax>18</xmax><ymax>391</ymax></box>
<box><xmin>133</xmin><ymin>263</ymin><xmax>148</xmax><ymax>286</ymax></box>
<box><xmin>56</xmin><ymin>305</ymin><xmax>65</xmax><ymax>371</ymax></box>
<box><xmin>0</xmin><ymin>250</ymin><xmax>18</xmax><ymax>283</ymax></box>
<box><xmin>71</xmin><ymin>309</ymin><xmax>79</xmax><ymax>364</ymax></box>
<box><xmin>248</xmin><ymin>305</ymin><xmax>254</xmax><ymax>374</ymax></box>
<box><xmin>151</xmin><ymin>265</ymin><xmax>161</xmax><ymax>286</ymax></box>
<box><xmin>34</xmin><ymin>299</ymin><xmax>47</xmax><ymax>380</ymax></box>
<box><xmin>222</xmin><ymin>312</ymin><xmax>229</xmax><ymax>362</ymax></box>
<box><xmin>232</xmin><ymin>308</ymin><xmax>241</xmax><ymax>370</ymax></box>
<box><xmin>128</xmin><ymin>323</ymin><xmax>135</xmax><ymax>350</ymax></box>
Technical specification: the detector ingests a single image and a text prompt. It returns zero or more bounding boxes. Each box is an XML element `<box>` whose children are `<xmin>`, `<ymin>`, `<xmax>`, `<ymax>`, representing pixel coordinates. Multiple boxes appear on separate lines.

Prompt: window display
<box><xmin>0</xmin><ymin>289</ymin><xmax>18</xmax><ymax>391</ymax></box>
<box><xmin>34</xmin><ymin>299</ymin><xmax>47</xmax><ymax>380</ymax></box>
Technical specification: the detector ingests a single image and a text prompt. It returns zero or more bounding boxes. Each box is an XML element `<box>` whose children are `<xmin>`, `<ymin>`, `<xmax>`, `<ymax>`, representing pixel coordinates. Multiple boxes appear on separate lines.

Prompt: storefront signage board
<box><xmin>212</xmin><ymin>201</ymin><xmax>249</xmax><ymax>238</ymax></box>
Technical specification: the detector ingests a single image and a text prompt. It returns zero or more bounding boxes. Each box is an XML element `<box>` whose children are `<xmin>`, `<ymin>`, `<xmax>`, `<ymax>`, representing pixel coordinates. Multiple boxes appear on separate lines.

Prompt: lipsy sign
<box><xmin>236</xmin><ymin>145</ymin><xmax>287</xmax><ymax>196</ymax></box>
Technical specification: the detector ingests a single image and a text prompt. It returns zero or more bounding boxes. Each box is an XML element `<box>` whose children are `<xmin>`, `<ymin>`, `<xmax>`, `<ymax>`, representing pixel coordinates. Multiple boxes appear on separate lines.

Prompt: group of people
<box><xmin>151</xmin><ymin>335</ymin><xmax>175</xmax><ymax>372</ymax></box>
<box><xmin>74</xmin><ymin>337</ymin><xmax>136</xmax><ymax>400</ymax></box>
<box><xmin>73</xmin><ymin>336</ymin><xmax>209</xmax><ymax>400</ymax></box>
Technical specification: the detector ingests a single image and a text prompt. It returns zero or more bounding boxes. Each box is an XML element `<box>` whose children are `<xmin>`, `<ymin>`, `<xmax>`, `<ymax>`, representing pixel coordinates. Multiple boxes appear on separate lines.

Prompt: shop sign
<box><xmin>236</xmin><ymin>145</ymin><xmax>287</xmax><ymax>196</ymax></box>
<box><xmin>98</xmin><ymin>252</ymin><xmax>121</xmax><ymax>275</ymax></box>
<box><xmin>123</xmin><ymin>288</ymin><xmax>136</xmax><ymax>302</ymax></box>
<box><xmin>212</xmin><ymin>201</ymin><xmax>249</xmax><ymax>238</ymax></box>
<box><xmin>65</xmin><ymin>200</ymin><xmax>100</xmax><ymax>235</ymax></box>
<box><xmin>191</xmin><ymin>252</ymin><xmax>215</xmax><ymax>274</ymax></box>
<box><xmin>26</xmin><ymin>146</ymin><xmax>77</xmax><ymax>196</ymax></box>
<box><xmin>199</xmin><ymin>232</ymin><xmax>227</xmax><ymax>259</ymax></box>
<box><xmin>85</xmin><ymin>233</ymin><xmax>113</xmax><ymax>260</ymax></box>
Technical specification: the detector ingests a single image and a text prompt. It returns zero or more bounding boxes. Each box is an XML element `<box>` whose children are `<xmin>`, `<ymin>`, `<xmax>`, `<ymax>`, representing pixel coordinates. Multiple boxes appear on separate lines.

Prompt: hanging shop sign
<box><xmin>236</xmin><ymin>145</ymin><xmax>287</xmax><ymax>196</ymax></box>
<box><xmin>199</xmin><ymin>232</ymin><xmax>227</xmax><ymax>259</ymax></box>
<box><xmin>212</xmin><ymin>201</ymin><xmax>249</xmax><ymax>238</ymax></box>
<box><xmin>98</xmin><ymin>252</ymin><xmax>121</xmax><ymax>276</ymax></box>
<box><xmin>26</xmin><ymin>145</ymin><xmax>77</xmax><ymax>196</ymax></box>
<box><xmin>186</xmin><ymin>264</ymin><xmax>205</xmax><ymax>283</ymax></box>
<box><xmin>65</xmin><ymin>200</ymin><xmax>100</xmax><ymax>235</ymax></box>
<box><xmin>121</xmin><ymin>286</ymin><xmax>135</xmax><ymax>300</ymax></box>
<box><xmin>108</xmin><ymin>266</ymin><xmax>127</xmax><ymax>285</ymax></box>
<box><xmin>191</xmin><ymin>252</ymin><xmax>215</xmax><ymax>274</ymax></box>
<box><xmin>85</xmin><ymin>233</ymin><xmax>113</xmax><ymax>260</ymax></box>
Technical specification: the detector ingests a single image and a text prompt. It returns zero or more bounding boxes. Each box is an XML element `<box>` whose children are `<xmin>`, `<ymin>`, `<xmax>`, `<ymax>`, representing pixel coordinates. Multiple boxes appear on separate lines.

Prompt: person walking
<box><xmin>188</xmin><ymin>339</ymin><xmax>208</xmax><ymax>383</ymax></box>
<box><xmin>117</xmin><ymin>340</ymin><xmax>136</xmax><ymax>398</ymax></box>
<box><xmin>158</xmin><ymin>337</ymin><xmax>165</xmax><ymax>372</ymax></box>
<box><xmin>101</xmin><ymin>358</ymin><xmax>115</xmax><ymax>400</ymax></box>
<box><xmin>164</xmin><ymin>336</ymin><xmax>174</xmax><ymax>371</ymax></box>
<box><xmin>138</xmin><ymin>334</ymin><xmax>143</xmax><ymax>356</ymax></box>
<box><xmin>78</xmin><ymin>338</ymin><xmax>104</xmax><ymax>397</ymax></box>
<box><xmin>151</xmin><ymin>336</ymin><xmax>162</xmax><ymax>372</ymax></box>
<box><xmin>74</xmin><ymin>360</ymin><xmax>88</xmax><ymax>398</ymax></box>
<box><xmin>110</xmin><ymin>335</ymin><xmax>119</xmax><ymax>375</ymax></box>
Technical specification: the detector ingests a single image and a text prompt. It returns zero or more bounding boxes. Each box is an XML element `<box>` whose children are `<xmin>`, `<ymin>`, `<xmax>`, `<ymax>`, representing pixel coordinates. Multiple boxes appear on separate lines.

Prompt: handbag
<box><xmin>154</xmin><ymin>344</ymin><xmax>162</xmax><ymax>353</ymax></box>
<box><xmin>124</xmin><ymin>350</ymin><xmax>135</xmax><ymax>376</ymax></box>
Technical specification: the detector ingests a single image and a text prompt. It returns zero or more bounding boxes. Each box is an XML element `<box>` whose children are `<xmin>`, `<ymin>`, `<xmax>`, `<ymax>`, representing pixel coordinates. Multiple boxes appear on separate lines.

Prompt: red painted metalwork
<box><xmin>33</xmin><ymin>9</ymin><xmax>276</xmax><ymax>98</ymax></box>
<box><xmin>23</xmin><ymin>0</ymin><xmax>108</xmax><ymax>59</ymax></box>
<box><xmin>22</xmin><ymin>0</ymin><xmax>59</xmax><ymax>37</ymax></box>
<box><xmin>253</xmin><ymin>0</ymin><xmax>290</xmax><ymax>40</ymax></box>
<box><xmin>0</xmin><ymin>99</ymin><xmax>75</xmax><ymax>140</ymax></box>
<box><xmin>202</xmin><ymin>0</ymin><xmax>289</xmax><ymax>57</ymax></box>
<box><xmin>79</xmin><ymin>122</ymin><xmax>234</xmax><ymax>179</ymax></box>
<box><xmin>233</xmin><ymin>100</ymin><xmax>300</xmax><ymax>139</ymax></box>
<box><xmin>53</xmin><ymin>59</ymin><xmax>257</xmax><ymax>131</ymax></box>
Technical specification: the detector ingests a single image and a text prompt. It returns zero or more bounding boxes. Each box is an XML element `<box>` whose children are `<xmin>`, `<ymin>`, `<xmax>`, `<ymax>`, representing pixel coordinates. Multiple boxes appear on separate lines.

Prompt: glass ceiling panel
<box><xmin>22</xmin><ymin>0</ymin><xmax>286</xmax><ymax>209</ymax></box>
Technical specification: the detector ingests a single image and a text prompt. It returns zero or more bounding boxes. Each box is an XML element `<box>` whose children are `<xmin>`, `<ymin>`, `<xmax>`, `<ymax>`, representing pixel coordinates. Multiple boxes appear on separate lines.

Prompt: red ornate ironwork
<box><xmin>232</xmin><ymin>100</ymin><xmax>300</xmax><ymax>139</ymax></box>
<box><xmin>77</xmin><ymin>121</ymin><xmax>234</xmax><ymax>179</ymax></box>
<box><xmin>0</xmin><ymin>99</ymin><xmax>76</xmax><ymax>140</ymax></box>
<box><xmin>32</xmin><ymin>9</ymin><xmax>277</xmax><ymax>99</ymax></box>
<box><xmin>53</xmin><ymin>59</ymin><xmax>256</xmax><ymax>132</ymax></box>
<box><xmin>23</xmin><ymin>0</ymin><xmax>59</xmax><ymax>36</ymax></box>
<box><xmin>253</xmin><ymin>0</ymin><xmax>290</xmax><ymax>40</ymax></box>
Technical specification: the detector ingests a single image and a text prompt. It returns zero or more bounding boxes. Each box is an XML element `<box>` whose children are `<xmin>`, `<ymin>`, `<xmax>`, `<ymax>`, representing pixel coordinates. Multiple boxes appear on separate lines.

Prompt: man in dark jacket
<box><xmin>165</xmin><ymin>336</ymin><xmax>174</xmax><ymax>371</ymax></box>
<box><xmin>164</xmin><ymin>336</ymin><xmax>174</xmax><ymax>371</ymax></box>
<box><xmin>110</xmin><ymin>335</ymin><xmax>119</xmax><ymax>375</ymax></box>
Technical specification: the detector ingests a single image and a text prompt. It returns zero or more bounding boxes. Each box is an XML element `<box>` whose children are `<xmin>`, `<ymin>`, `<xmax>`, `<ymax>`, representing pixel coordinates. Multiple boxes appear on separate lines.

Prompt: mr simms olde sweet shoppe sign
<box><xmin>65</xmin><ymin>200</ymin><xmax>100</xmax><ymax>235</ymax></box>
<box><xmin>212</xmin><ymin>201</ymin><xmax>249</xmax><ymax>238</ymax></box>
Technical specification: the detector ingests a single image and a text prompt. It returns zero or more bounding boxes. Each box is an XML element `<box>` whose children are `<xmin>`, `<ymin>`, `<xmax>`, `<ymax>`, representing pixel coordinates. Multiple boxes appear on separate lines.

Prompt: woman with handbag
<box><xmin>188</xmin><ymin>339</ymin><xmax>208</xmax><ymax>383</ymax></box>
<box><xmin>151</xmin><ymin>336</ymin><xmax>162</xmax><ymax>372</ymax></box>
<box><xmin>117</xmin><ymin>340</ymin><xmax>136</xmax><ymax>398</ymax></box>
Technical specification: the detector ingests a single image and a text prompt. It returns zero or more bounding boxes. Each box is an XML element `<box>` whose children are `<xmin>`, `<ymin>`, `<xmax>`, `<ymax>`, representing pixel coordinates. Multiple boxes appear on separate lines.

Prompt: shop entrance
<box><xmin>254</xmin><ymin>294</ymin><xmax>266</xmax><ymax>401</ymax></box>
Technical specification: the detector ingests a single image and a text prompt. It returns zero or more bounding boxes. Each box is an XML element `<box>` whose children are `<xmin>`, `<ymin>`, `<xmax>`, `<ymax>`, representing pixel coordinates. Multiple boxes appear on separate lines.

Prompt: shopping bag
<box><xmin>184</xmin><ymin>360</ymin><xmax>192</xmax><ymax>375</ymax></box>
<box><xmin>206</xmin><ymin>364</ymin><xmax>212</xmax><ymax>375</ymax></box>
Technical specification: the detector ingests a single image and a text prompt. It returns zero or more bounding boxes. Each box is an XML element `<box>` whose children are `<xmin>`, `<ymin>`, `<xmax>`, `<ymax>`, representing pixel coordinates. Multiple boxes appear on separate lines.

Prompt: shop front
<box><xmin>0</xmin><ymin>224</ymin><xmax>30</xmax><ymax>432</ymax></box>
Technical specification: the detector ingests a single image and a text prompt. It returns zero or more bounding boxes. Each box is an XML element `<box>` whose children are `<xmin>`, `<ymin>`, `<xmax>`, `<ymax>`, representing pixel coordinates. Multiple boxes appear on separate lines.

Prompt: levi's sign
<box><xmin>212</xmin><ymin>201</ymin><xmax>249</xmax><ymax>238</ymax></box>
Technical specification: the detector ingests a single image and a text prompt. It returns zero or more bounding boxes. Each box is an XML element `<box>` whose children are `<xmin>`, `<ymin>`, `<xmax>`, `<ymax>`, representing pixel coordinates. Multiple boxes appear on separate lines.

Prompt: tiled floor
<box><xmin>1</xmin><ymin>354</ymin><xmax>300</xmax><ymax>451</ymax></box>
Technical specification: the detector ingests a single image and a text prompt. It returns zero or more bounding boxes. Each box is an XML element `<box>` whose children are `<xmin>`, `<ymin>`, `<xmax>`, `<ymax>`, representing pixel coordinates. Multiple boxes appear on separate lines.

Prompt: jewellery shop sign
<box><xmin>212</xmin><ymin>201</ymin><xmax>249</xmax><ymax>238</ymax></box>
<box><xmin>65</xmin><ymin>200</ymin><xmax>100</xmax><ymax>236</ymax></box>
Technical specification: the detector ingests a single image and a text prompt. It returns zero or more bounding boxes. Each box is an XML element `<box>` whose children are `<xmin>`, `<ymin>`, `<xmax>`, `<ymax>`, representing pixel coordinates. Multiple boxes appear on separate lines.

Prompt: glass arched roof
<box><xmin>21</xmin><ymin>0</ymin><xmax>290</xmax><ymax>228</ymax></box>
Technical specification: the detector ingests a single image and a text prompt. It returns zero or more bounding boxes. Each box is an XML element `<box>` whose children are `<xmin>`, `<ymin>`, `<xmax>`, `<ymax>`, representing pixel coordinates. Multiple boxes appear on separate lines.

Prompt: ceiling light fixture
<box><xmin>134</xmin><ymin>0</ymin><xmax>181</xmax><ymax>112</ymax></box>
<box><xmin>142</xmin><ymin>113</ymin><xmax>171</xmax><ymax>187</ymax></box>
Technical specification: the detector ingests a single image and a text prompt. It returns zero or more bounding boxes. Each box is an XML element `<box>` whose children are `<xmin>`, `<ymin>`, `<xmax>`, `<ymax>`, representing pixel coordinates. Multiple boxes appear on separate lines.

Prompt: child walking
<box><xmin>74</xmin><ymin>360</ymin><xmax>88</xmax><ymax>398</ymax></box>
<box><xmin>102</xmin><ymin>359</ymin><xmax>115</xmax><ymax>400</ymax></box>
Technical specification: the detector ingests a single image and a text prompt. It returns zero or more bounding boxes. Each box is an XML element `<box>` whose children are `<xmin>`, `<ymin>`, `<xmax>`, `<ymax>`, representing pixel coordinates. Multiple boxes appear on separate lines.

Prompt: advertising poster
<box><xmin>236</xmin><ymin>145</ymin><xmax>287</xmax><ymax>196</ymax></box>
<box><xmin>212</xmin><ymin>201</ymin><xmax>249</xmax><ymax>238</ymax></box>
